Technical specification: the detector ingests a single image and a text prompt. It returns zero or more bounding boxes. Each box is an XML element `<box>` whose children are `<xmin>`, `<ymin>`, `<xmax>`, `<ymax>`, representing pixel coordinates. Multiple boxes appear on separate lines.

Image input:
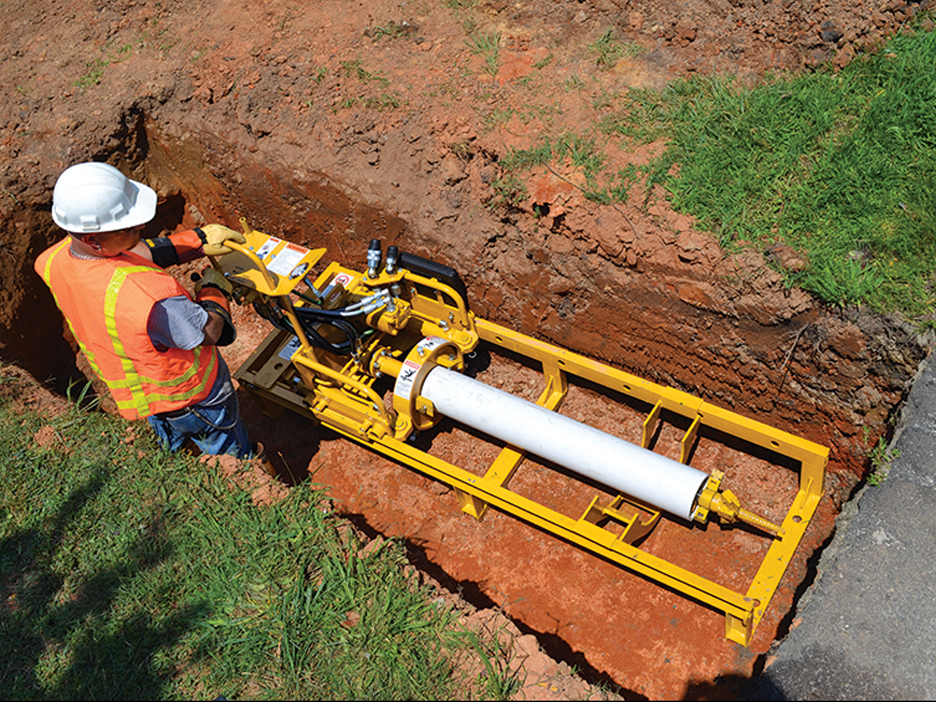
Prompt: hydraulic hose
<box><xmin>294</xmin><ymin>307</ymin><xmax>359</xmax><ymax>352</ymax></box>
<box><xmin>303</xmin><ymin>290</ymin><xmax>389</xmax><ymax>318</ymax></box>
<box><xmin>254</xmin><ymin>300</ymin><xmax>356</xmax><ymax>355</ymax></box>
<box><xmin>253</xmin><ymin>280</ymin><xmax>389</xmax><ymax>355</ymax></box>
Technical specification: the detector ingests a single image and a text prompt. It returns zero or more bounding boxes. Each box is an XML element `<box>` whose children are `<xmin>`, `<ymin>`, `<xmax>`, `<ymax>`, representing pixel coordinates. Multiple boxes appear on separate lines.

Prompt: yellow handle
<box><xmin>214</xmin><ymin>240</ymin><xmax>277</xmax><ymax>290</ymax></box>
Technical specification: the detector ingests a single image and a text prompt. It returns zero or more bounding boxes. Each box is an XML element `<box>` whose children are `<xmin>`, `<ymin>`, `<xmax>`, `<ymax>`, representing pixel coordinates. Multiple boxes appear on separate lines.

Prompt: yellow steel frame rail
<box><xmin>229</xmin><ymin>236</ymin><xmax>828</xmax><ymax>647</ymax></box>
<box><xmin>237</xmin><ymin>317</ymin><xmax>827</xmax><ymax>646</ymax></box>
<box><xmin>471</xmin><ymin>318</ymin><xmax>828</xmax><ymax>644</ymax></box>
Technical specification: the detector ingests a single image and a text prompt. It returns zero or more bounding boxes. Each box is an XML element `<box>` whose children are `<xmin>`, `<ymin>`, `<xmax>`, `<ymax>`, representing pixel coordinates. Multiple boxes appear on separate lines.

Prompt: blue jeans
<box><xmin>147</xmin><ymin>390</ymin><xmax>253</xmax><ymax>459</ymax></box>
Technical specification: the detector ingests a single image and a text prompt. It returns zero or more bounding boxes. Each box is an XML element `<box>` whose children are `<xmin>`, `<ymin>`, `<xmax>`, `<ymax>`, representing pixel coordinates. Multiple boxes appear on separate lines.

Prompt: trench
<box><xmin>7</xmin><ymin>116</ymin><xmax>929</xmax><ymax>699</ymax></box>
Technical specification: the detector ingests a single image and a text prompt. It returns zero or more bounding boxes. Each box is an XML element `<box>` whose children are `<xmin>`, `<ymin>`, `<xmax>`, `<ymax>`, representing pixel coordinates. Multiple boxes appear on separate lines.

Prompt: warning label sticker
<box><xmin>331</xmin><ymin>272</ymin><xmax>354</xmax><ymax>288</ymax></box>
<box><xmin>394</xmin><ymin>359</ymin><xmax>422</xmax><ymax>400</ymax></box>
<box><xmin>393</xmin><ymin>337</ymin><xmax>449</xmax><ymax>400</ymax></box>
<box><xmin>256</xmin><ymin>237</ymin><xmax>281</xmax><ymax>260</ymax></box>
<box><xmin>278</xmin><ymin>335</ymin><xmax>301</xmax><ymax>360</ymax></box>
<box><xmin>266</xmin><ymin>242</ymin><xmax>307</xmax><ymax>277</ymax></box>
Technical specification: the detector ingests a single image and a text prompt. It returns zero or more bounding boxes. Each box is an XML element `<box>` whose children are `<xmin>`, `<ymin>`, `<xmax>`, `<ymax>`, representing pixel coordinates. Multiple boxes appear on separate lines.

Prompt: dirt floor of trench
<box><xmin>2</xmin><ymin>1</ymin><xmax>935</xmax><ymax>699</ymax></box>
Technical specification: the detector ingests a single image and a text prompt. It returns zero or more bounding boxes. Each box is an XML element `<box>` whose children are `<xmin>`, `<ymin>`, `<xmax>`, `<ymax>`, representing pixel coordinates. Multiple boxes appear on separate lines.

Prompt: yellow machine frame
<box><xmin>224</xmin><ymin>222</ymin><xmax>828</xmax><ymax>647</ymax></box>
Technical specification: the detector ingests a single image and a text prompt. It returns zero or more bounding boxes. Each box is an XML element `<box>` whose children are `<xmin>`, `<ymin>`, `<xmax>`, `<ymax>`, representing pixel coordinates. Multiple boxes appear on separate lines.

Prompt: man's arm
<box><xmin>201</xmin><ymin>308</ymin><xmax>230</xmax><ymax>346</ymax></box>
<box><xmin>148</xmin><ymin>293</ymin><xmax>234</xmax><ymax>351</ymax></box>
<box><xmin>134</xmin><ymin>225</ymin><xmax>247</xmax><ymax>268</ymax></box>
<box><xmin>193</xmin><ymin>267</ymin><xmax>237</xmax><ymax>346</ymax></box>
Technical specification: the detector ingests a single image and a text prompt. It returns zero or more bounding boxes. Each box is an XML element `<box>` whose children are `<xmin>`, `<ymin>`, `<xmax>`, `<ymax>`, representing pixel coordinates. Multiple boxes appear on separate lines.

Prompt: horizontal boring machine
<box><xmin>218</xmin><ymin>219</ymin><xmax>828</xmax><ymax>646</ymax></box>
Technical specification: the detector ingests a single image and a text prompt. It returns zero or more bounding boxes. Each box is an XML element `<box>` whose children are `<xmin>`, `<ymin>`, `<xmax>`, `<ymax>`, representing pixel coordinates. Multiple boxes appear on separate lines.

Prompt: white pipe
<box><xmin>420</xmin><ymin>366</ymin><xmax>709</xmax><ymax>521</ymax></box>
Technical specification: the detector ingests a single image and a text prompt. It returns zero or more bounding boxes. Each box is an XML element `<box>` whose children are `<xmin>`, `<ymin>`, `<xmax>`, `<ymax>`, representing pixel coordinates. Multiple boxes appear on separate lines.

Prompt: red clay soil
<box><xmin>2</xmin><ymin>1</ymin><xmax>934</xmax><ymax>699</ymax></box>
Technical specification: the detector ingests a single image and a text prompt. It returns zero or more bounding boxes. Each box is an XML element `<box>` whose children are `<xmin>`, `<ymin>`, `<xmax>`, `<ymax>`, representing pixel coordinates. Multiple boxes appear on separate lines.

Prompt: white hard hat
<box><xmin>52</xmin><ymin>162</ymin><xmax>157</xmax><ymax>234</ymax></box>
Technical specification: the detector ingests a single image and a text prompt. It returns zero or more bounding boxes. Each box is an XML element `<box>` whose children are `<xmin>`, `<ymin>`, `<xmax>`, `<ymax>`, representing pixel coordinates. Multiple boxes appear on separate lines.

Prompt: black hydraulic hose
<box><xmin>253</xmin><ymin>301</ymin><xmax>355</xmax><ymax>355</ymax></box>
<box><xmin>331</xmin><ymin>317</ymin><xmax>359</xmax><ymax>344</ymax></box>
<box><xmin>302</xmin><ymin>321</ymin><xmax>354</xmax><ymax>355</ymax></box>
<box><xmin>292</xmin><ymin>293</ymin><xmax>387</xmax><ymax>319</ymax></box>
<box><xmin>296</xmin><ymin>308</ymin><xmax>358</xmax><ymax>341</ymax></box>
<box><xmin>253</xmin><ymin>301</ymin><xmax>290</xmax><ymax>334</ymax></box>
<box><xmin>294</xmin><ymin>307</ymin><xmax>358</xmax><ymax>353</ymax></box>
<box><xmin>294</xmin><ymin>289</ymin><xmax>323</xmax><ymax>306</ymax></box>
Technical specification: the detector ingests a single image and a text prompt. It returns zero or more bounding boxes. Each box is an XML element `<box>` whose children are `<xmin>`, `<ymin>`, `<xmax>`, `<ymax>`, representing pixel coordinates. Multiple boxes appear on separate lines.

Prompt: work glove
<box><xmin>193</xmin><ymin>266</ymin><xmax>233</xmax><ymax>297</ymax></box>
<box><xmin>200</xmin><ymin>223</ymin><xmax>247</xmax><ymax>256</ymax></box>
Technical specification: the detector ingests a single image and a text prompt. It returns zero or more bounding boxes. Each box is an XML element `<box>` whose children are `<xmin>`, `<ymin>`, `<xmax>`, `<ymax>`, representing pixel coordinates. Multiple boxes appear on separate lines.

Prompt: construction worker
<box><xmin>34</xmin><ymin>161</ymin><xmax>255</xmax><ymax>458</ymax></box>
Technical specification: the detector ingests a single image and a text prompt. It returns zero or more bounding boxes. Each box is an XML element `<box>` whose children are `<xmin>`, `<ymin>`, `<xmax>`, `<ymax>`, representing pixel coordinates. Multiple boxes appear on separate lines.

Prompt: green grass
<box><xmin>588</xmin><ymin>27</ymin><xmax>641</xmax><ymax>69</ymax></box>
<box><xmin>0</xmin><ymin>370</ymin><xmax>515</xmax><ymax>700</ymax></box>
<box><xmin>533</xmin><ymin>54</ymin><xmax>554</xmax><ymax>70</ymax></box>
<box><xmin>73</xmin><ymin>42</ymin><xmax>137</xmax><ymax>91</ymax></box>
<box><xmin>494</xmin><ymin>131</ymin><xmax>610</xmax><ymax>204</ymax></box>
<box><xmin>333</xmin><ymin>60</ymin><xmax>402</xmax><ymax>113</ymax></box>
<box><xmin>367</xmin><ymin>20</ymin><xmax>417</xmax><ymax>41</ymax></box>
<box><xmin>74</xmin><ymin>57</ymin><xmax>107</xmax><ymax>90</ymax></box>
<box><xmin>564</xmin><ymin>74</ymin><xmax>586</xmax><ymax>93</ymax></box>
<box><xmin>613</xmin><ymin>22</ymin><xmax>936</xmax><ymax>316</ymax></box>
<box><xmin>867</xmin><ymin>436</ymin><xmax>900</xmax><ymax>486</ymax></box>
<box><xmin>499</xmin><ymin>17</ymin><xmax>936</xmax><ymax>320</ymax></box>
<box><xmin>465</xmin><ymin>29</ymin><xmax>501</xmax><ymax>78</ymax></box>
<box><xmin>502</xmin><ymin>132</ymin><xmax>606</xmax><ymax>177</ymax></box>
<box><xmin>339</xmin><ymin>59</ymin><xmax>390</xmax><ymax>87</ymax></box>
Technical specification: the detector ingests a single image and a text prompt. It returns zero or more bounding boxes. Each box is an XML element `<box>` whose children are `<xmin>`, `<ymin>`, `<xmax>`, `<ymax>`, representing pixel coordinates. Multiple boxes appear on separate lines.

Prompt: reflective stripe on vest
<box><xmin>38</xmin><ymin>239</ymin><xmax>219</xmax><ymax>419</ymax></box>
<box><xmin>100</xmin><ymin>263</ymin><xmax>217</xmax><ymax>416</ymax></box>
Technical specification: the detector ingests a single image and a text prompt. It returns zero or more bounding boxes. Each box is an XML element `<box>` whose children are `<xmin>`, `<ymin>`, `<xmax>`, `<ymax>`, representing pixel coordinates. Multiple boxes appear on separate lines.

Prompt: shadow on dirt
<box><xmin>236</xmin><ymin>388</ymin><xmax>321</xmax><ymax>487</ymax></box>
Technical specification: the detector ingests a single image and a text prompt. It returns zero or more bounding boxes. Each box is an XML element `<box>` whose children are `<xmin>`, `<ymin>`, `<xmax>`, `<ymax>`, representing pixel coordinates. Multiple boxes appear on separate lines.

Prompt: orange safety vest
<box><xmin>35</xmin><ymin>238</ymin><xmax>220</xmax><ymax>420</ymax></box>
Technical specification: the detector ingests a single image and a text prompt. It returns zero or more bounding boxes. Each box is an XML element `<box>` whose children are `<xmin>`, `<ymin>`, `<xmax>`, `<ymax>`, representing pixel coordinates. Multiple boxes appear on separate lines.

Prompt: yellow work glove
<box><xmin>193</xmin><ymin>266</ymin><xmax>233</xmax><ymax>297</ymax></box>
<box><xmin>199</xmin><ymin>223</ymin><xmax>247</xmax><ymax>256</ymax></box>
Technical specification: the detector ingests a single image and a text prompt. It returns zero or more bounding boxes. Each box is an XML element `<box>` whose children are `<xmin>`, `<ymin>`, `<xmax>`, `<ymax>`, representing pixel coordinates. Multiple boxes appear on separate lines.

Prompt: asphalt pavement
<box><xmin>743</xmin><ymin>350</ymin><xmax>936</xmax><ymax>700</ymax></box>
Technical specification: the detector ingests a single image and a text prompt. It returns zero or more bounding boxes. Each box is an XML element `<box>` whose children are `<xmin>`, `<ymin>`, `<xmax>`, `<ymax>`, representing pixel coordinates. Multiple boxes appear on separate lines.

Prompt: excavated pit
<box><xmin>3</xmin><ymin>1</ymin><xmax>934</xmax><ymax>696</ymax></box>
<box><xmin>4</xmin><ymin>117</ymin><xmax>929</xmax><ymax>699</ymax></box>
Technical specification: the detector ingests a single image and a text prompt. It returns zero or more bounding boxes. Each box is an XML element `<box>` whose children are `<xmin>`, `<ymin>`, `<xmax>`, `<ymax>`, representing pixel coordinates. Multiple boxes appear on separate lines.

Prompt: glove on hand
<box><xmin>194</xmin><ymin>266</ymin><xmax>233</xmax><ymax>297</ymax></box>
<box><xmin>200</xmin><ymin>223</ymin><xmax>247</xmax><ymax>256</ymax></box>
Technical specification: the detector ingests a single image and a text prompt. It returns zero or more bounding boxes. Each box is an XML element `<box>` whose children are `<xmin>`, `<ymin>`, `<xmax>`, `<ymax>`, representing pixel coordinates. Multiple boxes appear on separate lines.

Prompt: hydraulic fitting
<box><xmin>367</xmin><ymin>239</ymin><xmax>382</xmax><ymax>279</ymax></box>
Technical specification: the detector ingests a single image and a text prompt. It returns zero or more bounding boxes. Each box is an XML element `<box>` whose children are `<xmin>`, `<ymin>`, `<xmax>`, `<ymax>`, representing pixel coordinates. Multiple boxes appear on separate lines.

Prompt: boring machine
<box><xmin>216</xmin><ymin>218</ymin><xmax>828</xmax><ymax>647</ymax></box>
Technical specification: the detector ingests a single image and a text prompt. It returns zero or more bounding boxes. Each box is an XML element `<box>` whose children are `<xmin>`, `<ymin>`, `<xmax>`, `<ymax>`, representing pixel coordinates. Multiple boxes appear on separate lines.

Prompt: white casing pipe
<box><xmin>420</xmin><ymin>365</ymin><xmax>709</xmax><ymax>521</ymax></box>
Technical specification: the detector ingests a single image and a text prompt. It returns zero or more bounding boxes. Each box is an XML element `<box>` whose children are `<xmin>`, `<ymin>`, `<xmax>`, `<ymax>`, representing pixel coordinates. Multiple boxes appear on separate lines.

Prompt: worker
<box><xmin>34</xmin><ymin>161</ymin><xmax>255</xmax><ymax>459</ymax></box>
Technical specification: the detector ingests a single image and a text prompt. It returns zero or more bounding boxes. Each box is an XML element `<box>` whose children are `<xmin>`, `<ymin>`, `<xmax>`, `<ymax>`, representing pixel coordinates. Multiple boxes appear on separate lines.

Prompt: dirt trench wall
<box><xmin>138</xmin><ymin>117</ymin><xmax>929</xmax><ymax>492</ymax></box>
<box><xmin>3</xmin><ymin>107</ymin><xmax>929</xmax><ymax>492</ymax></box>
